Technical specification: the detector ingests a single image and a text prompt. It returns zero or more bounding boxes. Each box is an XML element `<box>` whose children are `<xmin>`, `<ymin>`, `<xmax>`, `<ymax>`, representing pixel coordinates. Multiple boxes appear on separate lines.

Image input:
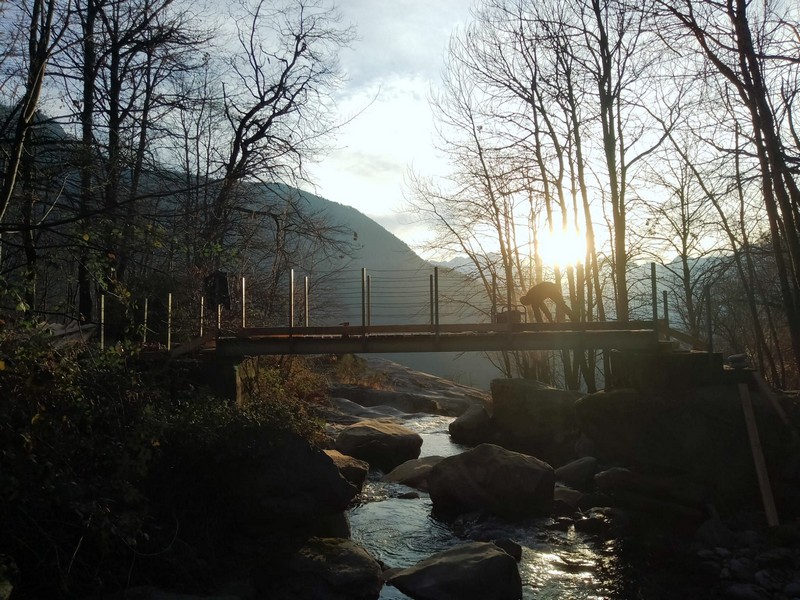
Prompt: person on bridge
<box><xmin>520</xmin><ymin>281</ymin><xmax>575</xmax><ymax>323</ymax></box>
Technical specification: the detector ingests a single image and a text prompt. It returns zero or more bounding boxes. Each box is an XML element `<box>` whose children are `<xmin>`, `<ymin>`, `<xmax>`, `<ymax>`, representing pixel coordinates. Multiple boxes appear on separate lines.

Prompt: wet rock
<box><xmin>428</xmin><ymin>443</ymin><xmax>554</xmax><ymax>519</ymax></box>
<box><xmin>729</xmin><ymin>556</ymin><xmax>756</xmax><ymax>582</ymax></box>
<box><xmin>386</xmin><ymin>541</ymin><xmax>522</xmax><ymax>600</ymax></box>
<box><xmin>593</xmin><ymin>467</ymin><xmax>706</xmax><ymax>523</ymax></box>
<box><xmin>784</xmin><ymin>578</ymin><xmax>800</xmax><ymax>596</ymax></box>
<box><xmin>335</xmin><ymin>419</ymin><xmax>423</xmax><ymax>472</ymax></box>
<box><xmin>695</xmin><ymin>516</ymin><xmax>736</xmax><ymax>548</ymax></box>
<box><xmin>252</xmin><ymin>537</ymin><xmax>382</xmax><ymax>600</ymax></box>
<box><xmin>722</xmin><ymin>582</ymin><xmax>770</xmax><ymax>600</ymax></box>
<box><xmin>325</xmin><ymin>449</ymin><xmax>369</xmax><ymax>491</ymax></box>
<box><xmin>493</xmin><ymin>538</ymin><xmax>523</xmax><ymax>561</ymax></box>
<box><xmin>449</xmin><ymin>404</ymin><xmax>492</xmax><ymax>446</ymax></box>
<box><xmin>553</xmin><ymin>484</ymin><xmax>584</xmax><ymax>516</ymax></box>
<box><xmin>489</xmin><ymin>379</ymin><xmax>584</xmax><ymax>465</ymax></box>
<box><xmin>573</xmin><ymin>507</ymin><xmax>628</xmax><ymax>537</ymax></box>
<box><xmin>555</xmin><ymin>456</ymin><xmax>598</xmax><ymax>489</ymax></box>
<box><xmin>382</xmin><ymin>456</ymin><xmax>445</xmax><ymax>491</ymax></box>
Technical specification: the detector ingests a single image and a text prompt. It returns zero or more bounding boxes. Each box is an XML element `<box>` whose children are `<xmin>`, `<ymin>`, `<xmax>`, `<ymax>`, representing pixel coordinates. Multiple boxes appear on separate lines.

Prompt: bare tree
<box><xmin>658</xmin><ymin>0</ymin><xmax>800</xmax><ymax>376</ymax></box>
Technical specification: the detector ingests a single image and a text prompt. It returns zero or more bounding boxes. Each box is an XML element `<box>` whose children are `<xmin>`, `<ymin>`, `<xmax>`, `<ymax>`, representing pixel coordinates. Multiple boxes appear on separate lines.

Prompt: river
<box><xmin>348</xmin><ymin>414</ymin><xmax>657</xmax><ymax>600</ymax></box>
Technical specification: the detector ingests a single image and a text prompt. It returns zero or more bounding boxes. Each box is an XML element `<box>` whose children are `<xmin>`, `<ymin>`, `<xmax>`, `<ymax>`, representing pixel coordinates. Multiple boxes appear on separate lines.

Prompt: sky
<box><xmin>305</xmin><ymin>1</ymin><xmax>475</xmax><ymax>251</ymax></box>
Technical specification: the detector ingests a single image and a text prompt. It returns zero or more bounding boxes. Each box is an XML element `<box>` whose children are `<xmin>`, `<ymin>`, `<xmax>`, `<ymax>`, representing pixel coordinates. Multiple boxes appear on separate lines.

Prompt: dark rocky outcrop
<box><xmin>427</xmin><ymin>443</ymin><xmax>554</xmax><ymax>519</ymax></box>
<box><xmin>575</xmin><ymin>386</ymin><xmax>796</xmax><ymax>510</ymax></box>
<box><xmin>382</xmin><ymin>456</ymin><xmax>445</xmax><ymax>491</ymax></box>
<box><xmin>385</xmin><ymin>541</ymin><xmax>522</xmax><ymax>600</ymax></box>
<box><xmin>335</xmin><ymin>419</ymin><xmax>423</xmax><ymax>472</ymax></box>
<box><xmin>488</xmin><ymin>379</ymin><xmax>585</xmax><ymax>465</ymax></box>
<box><xmin>150</xmin><ymin>427</ymin><xmax>358</xmax><ymax>543</ymax></box>
<box><xmin>252</xmin><ymin>537</ymin><xmax>383</xmax><ymax>600</ymax></box>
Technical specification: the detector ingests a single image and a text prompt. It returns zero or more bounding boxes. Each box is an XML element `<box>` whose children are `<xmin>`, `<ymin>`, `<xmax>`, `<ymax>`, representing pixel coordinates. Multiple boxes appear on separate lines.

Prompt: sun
<box><xmin>537</xmin><ymin>227</ymin><xmax>586</xmax><ymax>267</ymax></box>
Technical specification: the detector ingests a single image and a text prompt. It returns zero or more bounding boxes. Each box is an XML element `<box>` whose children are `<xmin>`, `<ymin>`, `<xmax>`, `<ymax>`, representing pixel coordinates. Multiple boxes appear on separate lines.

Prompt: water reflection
<box><xmin>348</xmin><ymin>415</ymin><xmax>641</xmax><ymax>600</ymax></box>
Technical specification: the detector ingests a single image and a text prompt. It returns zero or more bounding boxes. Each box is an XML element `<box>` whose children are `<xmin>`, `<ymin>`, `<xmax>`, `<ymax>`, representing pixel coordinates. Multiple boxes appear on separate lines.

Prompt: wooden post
<box><xmin>241</xmin><ymin>276</ymin><xmax>246</xmax><ymax>329</ymax></box>
<box><xmin>217</xmin><ymin>303</ymin><xmax>221</xmax><ymax>332</ymax></box>
<box><xmin>662</xmin><ymin>290</ymin><xmax>669</xmax><ymax>332</ymax></box>
<box><xmin>199</xmin><ymin>296</ymin><xmax>204</xmax><ymax>337</ymax></box>
<box><xmin>100</xmin><ymin>294</ymin><xmax>105</xmax><ymax>349</ymax></box>
<box><xmin>167</xmin><ymin>292</ymin><xmax>172</xmax><ymax>350</ymax></box>
<box><xmin>738</xmin><ymin>382</ymin><xmax>779</xmax><ymax>527</ymax></box>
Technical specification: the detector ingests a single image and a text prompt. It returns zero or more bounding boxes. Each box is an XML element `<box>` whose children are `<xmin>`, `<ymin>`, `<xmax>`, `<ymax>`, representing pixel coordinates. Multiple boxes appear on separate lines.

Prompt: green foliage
<box><xmin>239</xmin><ymin>356</ymin><xmax>328</xmax><ymax>445</ymax></box>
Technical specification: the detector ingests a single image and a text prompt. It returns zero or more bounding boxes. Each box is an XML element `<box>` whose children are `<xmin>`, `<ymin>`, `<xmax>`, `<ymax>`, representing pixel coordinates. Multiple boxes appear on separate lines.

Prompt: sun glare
<box><xmin>538</xmin><ymin>227</ymin><xmax>586</xmax><ymax>267</ymax></box>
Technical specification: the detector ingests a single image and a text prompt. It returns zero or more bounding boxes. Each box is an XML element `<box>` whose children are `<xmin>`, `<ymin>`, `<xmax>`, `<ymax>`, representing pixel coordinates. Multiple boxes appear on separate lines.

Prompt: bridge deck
<box><xmin>212</xmin><ymin>320</ymin><xmax>668</xmax><ymax>357</ymax></box>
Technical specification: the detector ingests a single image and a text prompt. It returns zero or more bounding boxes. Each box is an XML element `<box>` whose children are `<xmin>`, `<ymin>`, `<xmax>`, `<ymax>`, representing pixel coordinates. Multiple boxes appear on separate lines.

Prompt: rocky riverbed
<box><xmin>77</xmin><ymin>356</ymin><xmax>800</xmax><ymax>600</ymax></box>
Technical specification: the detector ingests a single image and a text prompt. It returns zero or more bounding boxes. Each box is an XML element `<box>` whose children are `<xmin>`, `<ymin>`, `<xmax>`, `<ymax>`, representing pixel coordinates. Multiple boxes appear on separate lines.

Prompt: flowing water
<box><xmin>348</xmin><ymin>415</ymin><xmax>658</xmax><ymax>600</ymax></box>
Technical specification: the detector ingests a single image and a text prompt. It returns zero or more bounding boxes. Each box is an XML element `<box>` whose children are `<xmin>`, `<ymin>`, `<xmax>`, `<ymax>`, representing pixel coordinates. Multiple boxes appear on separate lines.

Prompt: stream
<box><xmin>347</xmin><ymin>414</ymin><xmax>661</xmax><ymax>600</ymax></box>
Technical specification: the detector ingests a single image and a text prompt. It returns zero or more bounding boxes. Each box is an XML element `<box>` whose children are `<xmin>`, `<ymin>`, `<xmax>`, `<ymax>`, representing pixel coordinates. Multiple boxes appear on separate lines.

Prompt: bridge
<box><xmin>209</xmin><ymin>320</ymin><xmax>675</xmax><ymax>358</ymax></box>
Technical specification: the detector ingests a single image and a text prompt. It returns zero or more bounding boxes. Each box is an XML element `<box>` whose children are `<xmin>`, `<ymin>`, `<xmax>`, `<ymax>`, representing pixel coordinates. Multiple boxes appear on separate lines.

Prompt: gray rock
<box><xmin>382</xmin><ymin>456</ymin><xmax>446</xmax><ymax>491</ymax></box>
<box><xmin>723</xmin><ymin>583</ymin><xmax>770</xmax><ymax>600</ymax></box>
<box><xmin>325</xmin><ymin>449</ymin><xmax>370</xmax><ymax>491</ymax></box>
<box><xmin>386</xmin><ymin>542</ymin><xmax>522</xmax><ymax>600</ymax></box>
<box><xmin>428</xmin><ymin>443</ymin><xmax>554</xmax><ymax>519</ymax></box>
<box><xmin>555</xmin><ymin>456</ymin><xmax>598</xmax><ymax>489</ymax></box>
<box><xmin>449</xmin><ymin>404</ymin><xmax>492</xmax><ymax>446</ymax></box>
<box><xmin>335</xmin><ymin>419</ymin><xmax>423</xmax><ymax>472</ymax></box>
<box><xmin>252</xmin><ymin>537</ymin><xmax>382</xmax><ymax>600</ymax></box>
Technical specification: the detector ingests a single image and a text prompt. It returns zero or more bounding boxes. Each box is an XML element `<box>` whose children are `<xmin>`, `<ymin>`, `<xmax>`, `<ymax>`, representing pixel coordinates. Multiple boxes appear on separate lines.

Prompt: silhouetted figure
<box><xmin>520</xmin><ymin>281</ymin><xmax>574</xmax><ymax>323</ymax></box>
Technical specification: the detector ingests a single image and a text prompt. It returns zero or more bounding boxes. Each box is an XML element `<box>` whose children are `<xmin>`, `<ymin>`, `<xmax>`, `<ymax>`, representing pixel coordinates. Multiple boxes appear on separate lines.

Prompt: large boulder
<box><xmin>427</xmin><ymin>443</ymin><xmax>554</xmax><ymax>519</ymax></box>
<box><xmin>382</xmin><ymin>456</ymin><xmax>445</xmax><ymax>491</ymax></box>
<box><xmin>449</xmin><ymin>404</ymin><xmax>492</xmax><ymax>446</ymax></box>
<box><xmin>335</xmin><ymin>419</ymin><xmax>423</xmax><ymax>472</ymax></box>
<box><xmin>252</xmin><ymin>537</ymin><xmax>383</xmax><ymax>600</ymax></box>
<box><xmin>488</xmin><ymin>379</ymin><xmax>585</xmax><ymax>465</ymax></box>
<box><xmin>574</xmin><ymin>386</ymin><xmax>796</xmax><ymax>510</ymax></box>
<box><xmin>386</xmin><ymin>542</ymin><xmax>521</xmax><ymax>600</ymax></box>
<box><xmin>151</xmin><ymin>427</ymin><xmax>358</xmax><ymax>540</ymax></box>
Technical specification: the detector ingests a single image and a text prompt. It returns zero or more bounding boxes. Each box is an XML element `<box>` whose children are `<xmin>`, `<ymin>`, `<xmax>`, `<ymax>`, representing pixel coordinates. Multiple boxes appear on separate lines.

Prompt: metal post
<box><xmin>200</xmin><ymin>296</ymin><xmax>204</xmax><ymax>337</ymax></box>
<box><xmin>367</xmin><ymin>274</ymin><xmax>372</xmax><ymax>327</ymax></box>
<box><xmin>143</xmin><ymin>298</ymin><xmax>148</xmax><ymax>344</ymax></box>
<box><xmin>705</xmin><ymin>284</ymin><xmax>713</xmax><ymax>354</ymax></box>
<box><xmin>167</xmin><ymin>292</ymin><xmax>172</xmax><ymax>350</ymax></box>
<box><xmin>434</xmin><ymin>266</ymin><xmax>440</xmax><ymax>327</ymax></box>
<box><xmin>650</xmin><ymin>262</ymin><xmax>658</xmax><ymax>324</ymax></box>
<box><xmin>662</xmin><ymin>290</ymin><xmax>669</xmax><ymax>332</ymax></box>
<box><xmin>304</xmin><ymin>276</ymin><xmax>309</xmax><ymax>327</ymax></box>
<box><xmin>358</xmin><ymin>268</ymin><xmax>365</xmax><ymax>330</ymax></box>
<box><xmin>217</xmin><ymin>303</ymin><xmax>221</xmax><ymax>332</ymax></box>
<box><xmin>241</xmin><ymin>276</ymin><xmax>246</xmax><ymax>329</ymax></box>
<box><xmin>290</xmin><ymin>268</ymin><xmax>295</xmax><ymax>329</ymax></box>
<box><xmin>491</xmin><ymin>274</ymin><xmax>497</xmax><ymax>323</ymax></box>
<box><xmin>429</xmin><ymin>274</ymin><xmax>434</xmax><ymax>325</ymax></box>
<box><xmin>100</xmin><ymin>294</ymin><xmax>105</xmax><ymax>350</ymax></box>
